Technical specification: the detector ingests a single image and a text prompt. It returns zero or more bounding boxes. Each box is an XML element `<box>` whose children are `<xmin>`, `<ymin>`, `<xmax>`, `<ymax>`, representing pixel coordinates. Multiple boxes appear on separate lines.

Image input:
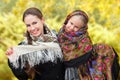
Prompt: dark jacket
<box><xmin>8</xmin><ymin>42</ymin><xmax>65</xmax><ymax>80</ymax></box>
<box><xmin>8</xmin><ymin>58</ymin><xmax>65</xmax><ymax>80</ymax></box>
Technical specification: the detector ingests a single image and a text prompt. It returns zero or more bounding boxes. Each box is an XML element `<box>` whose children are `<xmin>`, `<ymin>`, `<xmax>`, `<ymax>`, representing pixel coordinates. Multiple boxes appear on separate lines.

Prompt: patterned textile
<box><xmin>8</xmin><ymin>25</ymin><xmax>63</xmax><ymax>68</ymax></box>
<box><xmin>58</xmin><ymin>26</ymin><xmax>119</xmax><ymax>80</ymax></box>
<box><xmin>91</xmin><ymin>44</ymin><xmax>115</xmax><ymax>80</ymax></box>
<box><xmin>65</xmin><ymin>67</ymin><xmax>80</xmax><ymax>80</ymax></box>
<box><xmin>58</xmin><ymin>26</ymin><xmax>93</xmax><ymax>61</ymax></box>
<box><xmin>8</xmin><ymin>42</ymin><xmax>63</xmax><ymax>68</ymax></box>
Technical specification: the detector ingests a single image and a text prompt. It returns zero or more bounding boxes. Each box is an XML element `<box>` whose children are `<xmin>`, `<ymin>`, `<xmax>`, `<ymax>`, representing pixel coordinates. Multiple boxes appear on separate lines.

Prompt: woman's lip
<box><xmin>32</xmin><ymin>29</ymin><xmax>39</xmax><ymax>34</ymax></box>
<box><xmin>31</xmin><ymin>31</ymin><xmax>38</xmax><ymax>35</ymax></box>
<box><xmin>32</xmin><ymin>30</ymin><xmax>36</xmax><ymax>33</ymax></box>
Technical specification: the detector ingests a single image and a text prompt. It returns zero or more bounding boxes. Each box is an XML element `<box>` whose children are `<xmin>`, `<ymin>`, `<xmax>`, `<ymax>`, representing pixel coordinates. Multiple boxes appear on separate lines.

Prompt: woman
<box><xmin>6</xmin><ymin>7</ymin><xmax>65</xmax><ymax>80</ymax></box>
<box><xmin>58</xmin><ymin>10</ymin><xmax>119</xmax><ymax>80</ymax></box>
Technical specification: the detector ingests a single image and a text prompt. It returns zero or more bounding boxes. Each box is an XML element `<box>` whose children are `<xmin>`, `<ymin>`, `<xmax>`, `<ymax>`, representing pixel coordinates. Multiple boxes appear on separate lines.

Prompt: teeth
<box><xmin>32</xmin><ymin>30</ymin><xmax>37</xmax><ymax>34</ymax></box>
<box><xmin>32</xmin><ymin>31</ymin><xmax>37</xmax><ymax>34</ymax></box>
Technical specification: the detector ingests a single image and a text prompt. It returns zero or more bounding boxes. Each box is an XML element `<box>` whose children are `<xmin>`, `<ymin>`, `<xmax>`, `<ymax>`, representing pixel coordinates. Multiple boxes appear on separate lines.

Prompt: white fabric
<box><xmin>8</xmin><ymin>42</ymin><xmax>63</xmax><ymax>68</ymax></box>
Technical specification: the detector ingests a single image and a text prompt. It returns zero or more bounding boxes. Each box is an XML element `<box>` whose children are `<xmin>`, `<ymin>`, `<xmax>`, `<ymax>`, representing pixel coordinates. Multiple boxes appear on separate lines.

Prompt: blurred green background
<box><xmin>0</xmin><ymin>0</ymin><xmax>120</xmax><ymax>80</ymax></box>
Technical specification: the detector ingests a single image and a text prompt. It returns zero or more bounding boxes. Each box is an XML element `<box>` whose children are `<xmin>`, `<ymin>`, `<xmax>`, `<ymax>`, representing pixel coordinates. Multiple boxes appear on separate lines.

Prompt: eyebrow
<box><xmin>32</xmin><ymin>21</ymin><xmax>37</xmax><ymax>24</ymax></box>
<box><xmin>70</xmin><ymin>21</ymin><xmax>80</xmax><ymax>28</ymax></box>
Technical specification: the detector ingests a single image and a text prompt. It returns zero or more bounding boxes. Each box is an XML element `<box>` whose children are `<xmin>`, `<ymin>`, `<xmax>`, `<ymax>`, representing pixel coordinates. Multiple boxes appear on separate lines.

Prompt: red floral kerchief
<box><xmin>58</xmin><ymin>26</ymin><xmax>93</xmax><ymax>61</ymax></box>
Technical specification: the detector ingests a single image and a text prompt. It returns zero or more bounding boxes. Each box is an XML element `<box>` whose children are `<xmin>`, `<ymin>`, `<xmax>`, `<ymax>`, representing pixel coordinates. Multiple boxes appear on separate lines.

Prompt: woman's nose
<box><xmin>31</xmin><ymin>26</ymin><xmax>35</xmax><ymax>30</ymax></box>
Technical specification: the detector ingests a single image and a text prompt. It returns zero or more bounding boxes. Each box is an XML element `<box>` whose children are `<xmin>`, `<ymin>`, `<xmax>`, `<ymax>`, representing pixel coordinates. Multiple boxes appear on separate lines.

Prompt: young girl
<box><xmin>6</xmin><ymin>7</ymin><xmax>65</xmax><ymax>80</ymax></box>
<box><xmin>58</xmin><ymin>10</ymin><xmax>119</xmax><ymax>80</ymax></box>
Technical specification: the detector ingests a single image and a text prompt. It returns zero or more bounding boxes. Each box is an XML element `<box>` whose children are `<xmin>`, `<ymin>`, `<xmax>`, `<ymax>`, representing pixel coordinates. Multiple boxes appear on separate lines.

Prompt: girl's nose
<box><xmin>69</xmin><ymin>26</ymin><xmax>74</xmax><ymax>31</ymax></box>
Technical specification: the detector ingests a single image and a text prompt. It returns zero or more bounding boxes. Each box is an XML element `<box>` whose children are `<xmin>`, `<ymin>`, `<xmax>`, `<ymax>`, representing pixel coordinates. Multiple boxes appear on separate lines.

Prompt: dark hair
<box><xmin>23</xmin><ymin>7</ymin><xmax>47</xmax><ymax>44</ymax></box>
<box><xmin>23</xmin><ymin>7</ymin><xmax>43</xmax><ymax>22</ymax></box>
<box><xmin>64</xmin><ymin>10</ymin><xmax>89</xmax><ymax>28</ymax></box>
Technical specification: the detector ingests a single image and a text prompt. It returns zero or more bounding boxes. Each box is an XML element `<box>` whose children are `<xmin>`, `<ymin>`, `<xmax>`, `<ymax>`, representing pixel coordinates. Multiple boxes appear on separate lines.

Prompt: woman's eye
<box><xmin>33</xmin><ymin>22</ymin><xmax>37</xmax><ymax>25</ymax></box>
<box><xmin>26</xmin><ymin>24</ymin><xmax>30</xmax><ymax>27</ymax></box>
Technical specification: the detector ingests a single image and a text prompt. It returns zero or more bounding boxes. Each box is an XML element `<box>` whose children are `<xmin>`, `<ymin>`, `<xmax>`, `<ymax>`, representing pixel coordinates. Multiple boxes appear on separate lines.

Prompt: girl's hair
<box><xmin>64</xmin><ymin>10</ymin><xmax>89</xmax><ymax>28</ymax></box>
<box><xmin>23</xmin><ymin>7</ymin><xmax>47</xmax><ymax>44</ymax></box>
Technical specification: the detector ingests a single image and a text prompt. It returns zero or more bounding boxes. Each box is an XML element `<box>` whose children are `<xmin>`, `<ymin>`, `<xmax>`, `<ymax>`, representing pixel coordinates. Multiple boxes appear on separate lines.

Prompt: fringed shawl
<box><xmin>58</xmin><ymin>25</ymin><xmax>119</xmax><ymax>80</ymax></box>
<box><xmin>8</xmin><ymin>42</ymin><xmax>63</xmax><ymax>68</ymax></box>
<box><xmin>8</xmin><ymin>25</ymin><xmax>63</xmax><ymax>68</ymax></box>
<box><xmin>58</xmin><ymin>26</ymin><xmax>93</xmax><ymax>61</ymax></box>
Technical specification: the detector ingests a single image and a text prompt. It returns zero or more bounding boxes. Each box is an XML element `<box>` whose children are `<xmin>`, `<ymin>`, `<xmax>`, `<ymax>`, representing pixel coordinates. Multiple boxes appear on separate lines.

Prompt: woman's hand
<box><xmin>6</xmin><ymin>47</ymin><xmax>13</xmax><ymax>56</ymax></box>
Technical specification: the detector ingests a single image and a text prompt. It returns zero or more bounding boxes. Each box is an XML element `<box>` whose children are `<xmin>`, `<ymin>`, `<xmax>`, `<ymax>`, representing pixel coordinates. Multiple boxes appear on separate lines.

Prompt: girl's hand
<box><xmin>6</xmin><ymin>47</ymin><xmax>13</xmax><ymax>56</ymax></box>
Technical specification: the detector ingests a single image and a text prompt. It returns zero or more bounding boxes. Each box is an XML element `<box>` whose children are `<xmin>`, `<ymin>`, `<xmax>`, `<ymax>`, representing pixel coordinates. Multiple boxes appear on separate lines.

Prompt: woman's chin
<box><xmin>32</xmin><ymin>34</ymin><xmax>41</xmax><ymax>37</ymax></box>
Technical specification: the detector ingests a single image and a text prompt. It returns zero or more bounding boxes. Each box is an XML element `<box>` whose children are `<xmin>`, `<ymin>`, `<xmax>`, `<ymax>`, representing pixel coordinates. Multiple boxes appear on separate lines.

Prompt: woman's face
<box><xmin>24</xmin><ymin>14</ymin><xmax>44</xmax><ymax>37</ymax></box>
<box><xmin>65</xmin><ymin>15</ymin><xmax>84</xmax><ymax>32</ymax></box>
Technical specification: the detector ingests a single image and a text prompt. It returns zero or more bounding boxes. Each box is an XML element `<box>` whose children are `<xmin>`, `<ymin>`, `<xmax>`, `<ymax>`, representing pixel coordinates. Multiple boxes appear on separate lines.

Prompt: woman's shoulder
<box><xmin>51</xmin><ymin>29</ymin><xmax>58</xmax><ymax>36</ymax></box>
<box><xmin>18</xmin><ymin>38</ymin><xmax>28</xmax><ymax>45</ymax></box>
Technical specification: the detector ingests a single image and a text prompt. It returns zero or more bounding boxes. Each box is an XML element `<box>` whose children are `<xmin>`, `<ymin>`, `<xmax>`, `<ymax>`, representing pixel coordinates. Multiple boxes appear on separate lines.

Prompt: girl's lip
<box><xmin>65</xmin><ymin>28</ymin><xmax>70</xmax><ymax>32</ymax></box>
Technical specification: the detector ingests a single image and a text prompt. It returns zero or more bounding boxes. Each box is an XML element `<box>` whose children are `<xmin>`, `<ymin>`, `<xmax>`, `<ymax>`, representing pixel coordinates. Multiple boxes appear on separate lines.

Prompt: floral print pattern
<box><xmin>58</xmin><ymin>27</ymin><xmax>116</xmax><ymax>80</ymax></box>
<box><xmin>58</xmin><ymin>28</ymin><xmax>92</xmax><ymax>61</ymax></box>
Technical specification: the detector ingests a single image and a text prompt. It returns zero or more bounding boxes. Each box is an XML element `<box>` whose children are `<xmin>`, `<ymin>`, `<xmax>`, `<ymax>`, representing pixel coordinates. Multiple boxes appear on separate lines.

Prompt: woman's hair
<box><xmin>22</xmin><ymin>7</ymin><xmax>45</xmax><ymax>79</ymax></box>
<box><xmin>64</xmin><ymin>10</ymin><xmax>89</xmax><ymax>28</ymax></box>
<box><xmin>23</xmin><ymin>7</ymin><xmax>43</xmax><ymax>22</ymax></box>
<box><xmin>23</xmin><ymin>7</ymin><xmax>47</xmax><ymax>44</ymax></box>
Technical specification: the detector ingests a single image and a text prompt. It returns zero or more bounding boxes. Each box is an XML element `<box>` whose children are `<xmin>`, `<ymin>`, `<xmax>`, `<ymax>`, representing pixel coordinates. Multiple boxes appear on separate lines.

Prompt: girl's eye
<box><xmin>75</xmin><ymin>26</ymin><xmax>79</xmax><ymax>29</ymax></box>
<box><xmin>70</xmin><ymin>22</ymin><xmax>73</xmax><ymax>25</ymax></box>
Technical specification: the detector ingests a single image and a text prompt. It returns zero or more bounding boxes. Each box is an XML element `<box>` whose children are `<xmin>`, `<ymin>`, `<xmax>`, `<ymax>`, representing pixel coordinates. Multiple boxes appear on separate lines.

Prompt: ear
<box><xmin>41</xmin><ymin>17</ymin><xmax>45</xmax><ymax>24</ymax></box>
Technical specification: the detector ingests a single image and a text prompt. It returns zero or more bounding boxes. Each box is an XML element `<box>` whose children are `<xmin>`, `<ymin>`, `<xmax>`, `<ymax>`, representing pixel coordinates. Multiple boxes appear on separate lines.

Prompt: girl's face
<box><xmin>24</xmin><ymin>14</ymin><xmax>44</xmax><ymax>37</ymax></box>
<box><xmin>65</xmin><ymin>15</ymin><xmax>84</xmax><ymax>32</ymax></box>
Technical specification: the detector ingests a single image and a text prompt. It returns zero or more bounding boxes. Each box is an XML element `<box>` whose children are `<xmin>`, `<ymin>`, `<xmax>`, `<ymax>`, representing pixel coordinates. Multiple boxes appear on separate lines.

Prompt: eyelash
<box><xmin>26</xmin><ymin>22</ymin><xmax>37</xmax><ymax>27</ymax></box>
<box><xmin>33</xmin><ymin>22</ymin><xmax>37</xmax><ymax>25</ymax></box>
<box><xmin>26</xmin><ymin>25</ymin><xmax>30</xmax><ymax>27</ymax></box>
<box><xmin>70</xmin><ymin>22</ymin><xmax>73</xmax><ymax>25</ymax></box>
<box><xmin>70</xmin><ymin>22</ymin><xmax>79</xmax><ymax>28</ymax></box>
<box><xmin>75</xmin><ymin>26</ymin><xmax>79</xmax><ymax>28</ymax></box>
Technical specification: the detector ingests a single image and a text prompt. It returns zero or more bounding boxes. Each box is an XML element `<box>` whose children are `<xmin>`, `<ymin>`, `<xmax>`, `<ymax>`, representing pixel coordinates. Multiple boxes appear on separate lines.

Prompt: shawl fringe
<box><xmin>8</xmin><ymin>42</ymin><xmax>63</xmax><ymax>68</ymax></box>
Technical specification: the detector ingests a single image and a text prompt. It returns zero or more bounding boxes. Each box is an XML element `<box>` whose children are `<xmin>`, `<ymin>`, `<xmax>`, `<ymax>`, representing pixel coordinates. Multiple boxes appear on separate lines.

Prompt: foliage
<box><xmin>0</xmin><ymin>0</ymin><xmax>18</xmax><ymax>13</ymax></box>
<box><xmin>0</xmin><ymin>0</ymin><xmax>120</xmax><ymax>80</ymax></box>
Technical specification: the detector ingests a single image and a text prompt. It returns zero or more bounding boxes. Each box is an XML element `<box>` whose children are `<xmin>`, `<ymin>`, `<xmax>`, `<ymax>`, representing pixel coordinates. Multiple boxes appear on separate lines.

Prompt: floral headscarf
<box><xmin>58</xmin><ymin>10</ymin><xmax>119</xmax><ymax>80</ymax></box>
<box><xmin>58</xmin><ymin>25</ymin><xmax>93</xmax><ymax>61</ymax></box>
<box><xmin>58</xmin><ymin>10</ymin><xmax>93</xmax><ymax>61</ymax></box>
